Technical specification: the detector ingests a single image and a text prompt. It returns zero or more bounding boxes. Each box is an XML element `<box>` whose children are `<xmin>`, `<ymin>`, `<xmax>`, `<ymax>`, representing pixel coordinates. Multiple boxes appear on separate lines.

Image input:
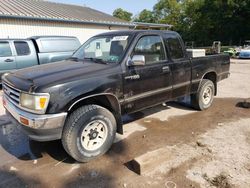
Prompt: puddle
<box><xmin>236</xmin><ymin>99</ymin><xmax>250</xmax><ymax>109</ymax></box>
<box><xmin>0</xmin><ymin>123</ymin><xmax>73</xmax><ymax>164</ymax></box>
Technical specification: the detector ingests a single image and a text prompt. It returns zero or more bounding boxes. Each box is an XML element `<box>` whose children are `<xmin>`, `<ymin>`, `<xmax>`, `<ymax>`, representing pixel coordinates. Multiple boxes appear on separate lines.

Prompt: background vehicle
<box><xmin>0</xmin><ymin>36</ymin><xmax>81</xmax><ymax>80</ymax></box>
<box><xmin>239</xmin><ymin>46</ymin><xmax>250</xmax><ymax>59</ymax></box>
<box><xmin>204</xmin><ymin>41</ymin><xmax>221</xmax><ymax>55</ymax></box>
<box><xmin>3</xmin><ymin>30</ymin><xmax>230</xmax><ymax>162</ymax></box>
<box><xmin>243</xmin><ymin>40</ymin><xmax>250</xmax><ymax>48</ymax></box>
<box><xmin>224</xmin><ymin>48</ymin><xmax>237</xmax><ymax>57</ymax></box>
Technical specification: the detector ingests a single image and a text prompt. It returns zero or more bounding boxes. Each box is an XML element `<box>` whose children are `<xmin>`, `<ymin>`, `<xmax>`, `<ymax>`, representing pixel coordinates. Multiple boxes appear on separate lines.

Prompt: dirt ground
<box><xmin>0</xmin><ymin>59</ymin><xmax>249</xmax><ymax>188</ymax></box>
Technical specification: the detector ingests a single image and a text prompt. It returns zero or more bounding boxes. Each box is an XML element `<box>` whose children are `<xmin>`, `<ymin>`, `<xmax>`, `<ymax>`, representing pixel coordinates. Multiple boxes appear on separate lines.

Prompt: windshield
<box><xmin>72</xmin><ymin>35</ymin><xmax>131</xmax><ymax>63</ymax></box>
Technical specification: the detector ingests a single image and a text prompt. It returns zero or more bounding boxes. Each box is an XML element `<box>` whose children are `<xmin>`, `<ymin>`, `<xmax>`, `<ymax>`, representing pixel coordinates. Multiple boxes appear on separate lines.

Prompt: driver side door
<box><xmin>122</xmin><ymin>34</ymin><xmax>173</xmax><ymax>113</ymax></box>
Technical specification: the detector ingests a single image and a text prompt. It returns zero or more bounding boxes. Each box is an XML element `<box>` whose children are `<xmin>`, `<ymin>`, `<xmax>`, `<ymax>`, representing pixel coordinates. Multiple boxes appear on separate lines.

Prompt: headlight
<box><xmin>20</xmin><ymin>93</ymin><xmax>50</xmax><ymax>114</ymax></box>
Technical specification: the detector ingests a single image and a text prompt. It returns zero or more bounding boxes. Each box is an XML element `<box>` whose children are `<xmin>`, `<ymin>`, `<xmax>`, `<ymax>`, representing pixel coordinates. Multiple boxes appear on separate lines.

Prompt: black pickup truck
<box><xmin>2</xmin><ymin>30</ymin><xmax>230</xmax><ymax>162</ymax></box>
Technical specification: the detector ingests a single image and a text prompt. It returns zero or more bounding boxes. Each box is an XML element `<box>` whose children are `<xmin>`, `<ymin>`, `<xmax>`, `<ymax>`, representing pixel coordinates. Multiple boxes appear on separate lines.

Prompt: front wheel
<box><xmin>62</xmin><ymin>105</ymin><xmax>117</xmax><ymax>162</ymax></box>
<box><xmin>191</xmin><ymin>79</ymin><xmax>215</xmax><ymax>110</ymax></box>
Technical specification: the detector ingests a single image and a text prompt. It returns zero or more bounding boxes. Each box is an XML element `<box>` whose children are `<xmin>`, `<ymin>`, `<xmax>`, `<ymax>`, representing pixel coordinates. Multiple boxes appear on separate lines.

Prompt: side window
<box><xmin>166</xmin><ymin>35</ymin><xmax>184</xmax><ymax>60</ymax></box>
<box><xmin>133</xmin><ymin>35</ymin><xmax>166</xmax><ymax>65</ymax></box>
<box><xmin>14</xmin><ymin>41</ymin><xmax>30</xmax><ymax>56</ymax></box>
<box><xmin>0</xmin><ymin>42</ymin><xmax>12</xmax><ymax>57</ymax></box>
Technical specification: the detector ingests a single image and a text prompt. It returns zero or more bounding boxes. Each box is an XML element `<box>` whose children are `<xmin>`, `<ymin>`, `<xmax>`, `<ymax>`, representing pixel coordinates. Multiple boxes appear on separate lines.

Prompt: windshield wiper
<box><xmin>68</xmin><ymin>57</ymin><xmax>80</xmax><ymax>61</ymax></box>
<box><xmin>84</xmin><ymin>57</ymin><xmax>108</xmax><ymax>64</ymax></box>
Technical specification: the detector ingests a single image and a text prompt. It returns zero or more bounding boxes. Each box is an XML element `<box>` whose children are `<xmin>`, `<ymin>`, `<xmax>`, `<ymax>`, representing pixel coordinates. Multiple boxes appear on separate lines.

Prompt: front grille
<box><xmin>3</xmin><ymin>82</ymin><xmax>20</xmax><ymax>105</ymax></box>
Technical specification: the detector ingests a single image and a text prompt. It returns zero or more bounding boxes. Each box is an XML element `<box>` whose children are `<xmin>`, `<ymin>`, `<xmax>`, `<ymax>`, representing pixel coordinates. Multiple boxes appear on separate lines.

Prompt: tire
<box><xmin>191</xmin><ymin>79</ymin><xmax>215</xmax><ymax>111</ymax></box>
<box><xmin>62</xmin><ymin>105</ymin><xmax>117</xmax><ymax>162</ymax></box>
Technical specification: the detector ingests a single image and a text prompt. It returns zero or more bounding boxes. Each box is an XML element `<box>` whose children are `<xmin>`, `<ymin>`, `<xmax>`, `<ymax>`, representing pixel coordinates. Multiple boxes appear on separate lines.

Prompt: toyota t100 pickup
<box><xmin>2</xmin><ymin>30</ymin><xmax>230</xmax><ymax>162</ymax></box>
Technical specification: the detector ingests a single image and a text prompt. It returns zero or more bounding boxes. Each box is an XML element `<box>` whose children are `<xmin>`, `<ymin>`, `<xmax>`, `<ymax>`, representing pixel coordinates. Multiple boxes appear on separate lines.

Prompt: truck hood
<box><xmin>4</xmin><ymin>60</ymin><xmax>111</xmax><ymax>91</ymax></box>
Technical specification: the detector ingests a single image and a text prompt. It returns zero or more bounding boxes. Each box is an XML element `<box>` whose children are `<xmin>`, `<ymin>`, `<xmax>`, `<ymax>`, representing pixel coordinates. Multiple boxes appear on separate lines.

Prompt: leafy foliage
<box><xmin>130</xmin><ymin>0</ymin><xmax>250</xmax><ymax>46</ymax></box>
<box><xmin>134</xmin><ymin>9</ymin><xmax>155</xmax><ymax>23</ymax></box>
<box><xmin>113</xmin><ymin>8</ymin><xmax>133</xmax><ymax>21</ymax></box>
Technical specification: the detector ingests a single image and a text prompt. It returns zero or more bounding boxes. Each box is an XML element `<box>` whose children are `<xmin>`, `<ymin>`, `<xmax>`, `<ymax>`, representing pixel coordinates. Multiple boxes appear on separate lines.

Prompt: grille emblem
<box><xmin>4</xmin><ymin>88</ymin><xmax>11</xmax><ymax>96</ymax></box>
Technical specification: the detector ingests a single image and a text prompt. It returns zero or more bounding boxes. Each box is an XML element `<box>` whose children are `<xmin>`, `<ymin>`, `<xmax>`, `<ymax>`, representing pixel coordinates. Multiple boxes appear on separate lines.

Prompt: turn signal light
<box><xmin>39</xmin><ymin>97</ymin><xmax>47</xmax><ymax>109</ymax></box>
<box><xmin>20</xmin><ymin>117</ymin><xmax>29</xmax><ymax>126</ymax></box>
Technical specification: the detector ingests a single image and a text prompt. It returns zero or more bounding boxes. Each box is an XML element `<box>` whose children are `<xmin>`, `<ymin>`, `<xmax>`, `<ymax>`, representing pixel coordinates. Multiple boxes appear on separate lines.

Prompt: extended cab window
<box><xmin>166</xmin><ymin>35</ymin><xmax>184</xmax><ymax>60</ymax></box>
<box><xmin>14</xmin><ymin>41</ymin><xmax>30</xmax><ymax>56</ymax></box>
<box><xmin>0</xmin><ymin>42</ymin><xmax>12</xmax><ymax>57</ymax></box>
<box><xmin>133</xmin><ymin>35</ymin><xmax>166</xmax><ymax>65</ymax></box>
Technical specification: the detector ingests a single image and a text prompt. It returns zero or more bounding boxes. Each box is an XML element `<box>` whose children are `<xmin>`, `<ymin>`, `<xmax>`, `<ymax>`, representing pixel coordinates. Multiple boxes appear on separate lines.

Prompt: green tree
<box><xmin>152</xmin><ymin>0</ymin><xmax>250</xmax><ymax>46</ymax></box>
<box><xmin>180</xmin><ymin>0</ymin><xmax>207</xmax><ymax>45</ymax></box>
<box><xmin>112</xmin><ymin>0</ymin><xmax>250</xmax><ymax>46</ymax></box>
<box><xmin>153</xmin><ymin>0</ymin><xmax>183</xmax><ymax>30</ymax></box>
<box><xmin>113</xmin><ymin>8</ymin><xmax>133</xmax><ymax>21</ymax></box>
<box><xmin>134</xmin><ymin>9</ymin><xmax>155</xmax><ymax>23</ymax></box>
<box><xmin>183</xmin><ymin>0</ymin><xmax>250</xmax><ymax>46</ymax></box>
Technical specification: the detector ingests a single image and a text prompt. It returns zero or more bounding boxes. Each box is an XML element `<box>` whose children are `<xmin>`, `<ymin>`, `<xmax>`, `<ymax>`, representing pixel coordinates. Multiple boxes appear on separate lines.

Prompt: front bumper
<box><xmin>4</xmin><ymin>95</ymin><xmax>67</xmax><ymax>141</ymax></box>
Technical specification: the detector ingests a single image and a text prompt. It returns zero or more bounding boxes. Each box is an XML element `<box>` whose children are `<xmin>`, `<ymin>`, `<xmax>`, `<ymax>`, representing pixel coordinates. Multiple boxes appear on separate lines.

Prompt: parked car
<box><xmin>0</xmin><ymin>36</ymin><xmax>81</xmax><ymax>80</ymax></box>
<box><xmin>224</xmin><ymin>48</ymin><xmax>237</xmax><ymax>57</ymax></box>
<box><xmin>239</xmin><ymin>46</ymin><xmax>250</xmax><ymax>59</ymax></box>
<box><xmin>2</xmin><ymin>30</ymin><xmax>230</xmax><ymax>162</ymax></box>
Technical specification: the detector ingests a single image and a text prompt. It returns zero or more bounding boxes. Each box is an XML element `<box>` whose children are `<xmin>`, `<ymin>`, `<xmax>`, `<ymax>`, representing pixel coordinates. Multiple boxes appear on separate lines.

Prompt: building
<box><xmin>0</xmin><ymin>0</ymin><xmax>134</xmax><ymax>43</ymax></box>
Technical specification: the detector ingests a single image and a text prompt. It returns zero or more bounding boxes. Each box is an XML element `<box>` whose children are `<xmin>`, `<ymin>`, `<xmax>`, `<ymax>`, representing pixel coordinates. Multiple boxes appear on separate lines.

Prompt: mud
<box><xmin>0</xmin><ymin>98</ymin><xmax>249</xmax><ymax>188</ymax></box>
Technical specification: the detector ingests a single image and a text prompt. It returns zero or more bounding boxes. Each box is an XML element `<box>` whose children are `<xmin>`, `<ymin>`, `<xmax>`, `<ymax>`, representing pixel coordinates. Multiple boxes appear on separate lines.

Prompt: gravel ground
<box><xmin>217</xmin><ymin>60</ymin><xmax>250</xmax><ymax>98</ymax></box>
<box><xmin>187</xmin><ymin>118</ymin><xmax>250</xmax><ymax>188</ymax></box>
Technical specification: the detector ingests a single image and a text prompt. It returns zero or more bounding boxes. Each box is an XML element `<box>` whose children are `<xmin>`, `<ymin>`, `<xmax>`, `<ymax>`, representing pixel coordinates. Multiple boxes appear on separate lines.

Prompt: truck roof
<box><xmin>96</xmin><ymin>30</ymin><xmax>178</xmax><ymax>37</ymax></box>
<box><xmin>0</xmin><ymin>36</ymin><xmax>78</xmax><ymax>41</ymax></box>
<box><xmin>0</xmin><ymin>38</ymin><xmax>29</xmax><ymax>41</ymax></box>
<box><xmin>29</xmin><ymin>36</ymin><xmax>78</xmax><ymax>40</ymax></box>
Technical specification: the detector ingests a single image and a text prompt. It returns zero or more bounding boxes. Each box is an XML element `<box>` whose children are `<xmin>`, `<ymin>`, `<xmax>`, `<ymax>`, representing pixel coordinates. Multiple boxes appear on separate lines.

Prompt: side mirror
<box><xmin>128</xmin><ymin>55</ymin><xmax>145</xmax><ymax>66</ymax></box>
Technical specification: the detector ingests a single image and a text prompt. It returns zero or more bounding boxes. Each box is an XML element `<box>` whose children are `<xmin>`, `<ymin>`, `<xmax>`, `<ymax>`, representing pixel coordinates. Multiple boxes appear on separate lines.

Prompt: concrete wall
<box><xmin>0</xmin><ymin>18</ymin><xmax>130</xmax><ymax>43</ymax></box>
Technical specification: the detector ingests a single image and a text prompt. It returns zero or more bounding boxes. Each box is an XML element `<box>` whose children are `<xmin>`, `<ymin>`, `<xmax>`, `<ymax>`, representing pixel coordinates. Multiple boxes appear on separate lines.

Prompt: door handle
<box><xmin>4</xmin><ymin>59</ymin><xmax>14</xmax><ymax>62</ymax></box>
<box><xmin>162</xmin><ymin>66</ymin><xmax>170</xmax><ymax>73</ymax></box>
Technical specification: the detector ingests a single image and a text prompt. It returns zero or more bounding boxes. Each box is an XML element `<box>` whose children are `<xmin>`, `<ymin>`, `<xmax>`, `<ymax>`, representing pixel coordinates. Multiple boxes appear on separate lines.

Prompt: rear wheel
<box><xmin>62</xmin><ymin>105</ymin><xmax>117</xmax><ymax>162</ymax></box>
<box><xmin>191</xmin><ymin>79</ymin><xmax>215</xmax><ymax>110</ymax></box>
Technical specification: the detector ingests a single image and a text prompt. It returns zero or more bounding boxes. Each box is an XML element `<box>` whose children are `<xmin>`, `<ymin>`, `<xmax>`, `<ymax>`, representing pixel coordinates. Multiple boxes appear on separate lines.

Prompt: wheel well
<box><xmin>67</xmin><ymin>95</ymin><xmax>123</xmax><ymax>134</ymax></box>
<box><xmin>203</xmin><ymin>72</ymin><xmax>217</xmax><ymax>95</ymax></box>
